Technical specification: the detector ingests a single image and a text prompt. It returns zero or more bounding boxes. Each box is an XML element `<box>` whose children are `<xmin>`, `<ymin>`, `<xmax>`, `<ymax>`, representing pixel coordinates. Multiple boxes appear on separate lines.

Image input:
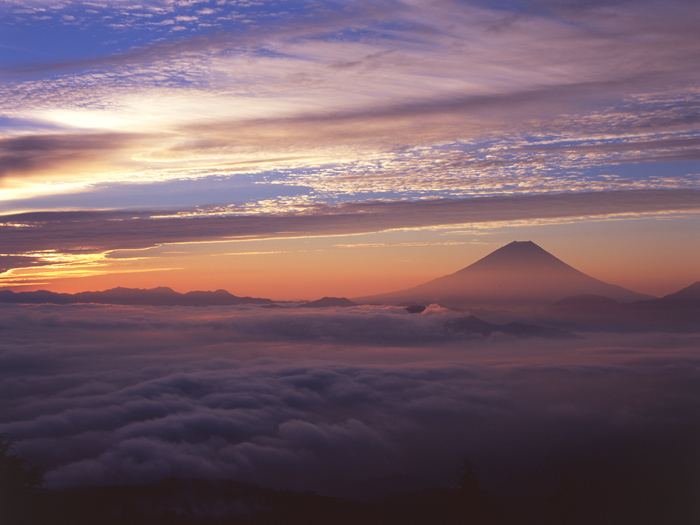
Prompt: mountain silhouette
<box><xmin>541</xmin><ymin>281</ymin><xmax>700</xmax><ymax>333</ymax></box>
<box><xmin>355</xmin><ymin>241</ymin><xmax>654</xmax><ymax>309</ymax></box>
<box><xmin>656</xmin><ymin>281</ymin><xmax>700</xmax><ymax>304</ymax></box>
<box><xmin>0</xmin><ymin>287</ymin><xmax>274</xmax><ymax>306</ymax></box>
<box><xmin>299</xmin><ymin>297</ymin><xmax>358</xmax><ymax>308</ymax></box>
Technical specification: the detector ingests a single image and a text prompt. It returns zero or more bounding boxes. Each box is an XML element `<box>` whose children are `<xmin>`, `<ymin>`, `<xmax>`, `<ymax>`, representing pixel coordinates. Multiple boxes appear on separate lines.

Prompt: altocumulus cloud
<box><xmin>1</xmin><ymin>303</ymin><xmax>699</xmax><ymax>497</ymax></box>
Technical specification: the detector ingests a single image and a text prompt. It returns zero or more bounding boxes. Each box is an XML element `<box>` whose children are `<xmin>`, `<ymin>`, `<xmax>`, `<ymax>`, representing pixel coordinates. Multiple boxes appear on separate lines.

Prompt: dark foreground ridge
<box><xmin>6</xmin><ymin>467</ymin><xmax>698</xmax><ymax>525</ymax></box>
<box><xmin>0</xmin><ymin>287</ymin><xmax>274</xmax><ymax>306</ymax></box>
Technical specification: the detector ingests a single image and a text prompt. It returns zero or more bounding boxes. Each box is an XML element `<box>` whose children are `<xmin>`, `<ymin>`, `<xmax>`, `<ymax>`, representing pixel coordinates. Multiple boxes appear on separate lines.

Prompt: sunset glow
<box><xmin>1</xmin><ymin>0</ymin><xmax>698</xmax><ymax>298</ymax></box>
<box><xmin>1</xmin><ymin>2</ymin><xmax>699</xmax><ymax>522</ymax></box>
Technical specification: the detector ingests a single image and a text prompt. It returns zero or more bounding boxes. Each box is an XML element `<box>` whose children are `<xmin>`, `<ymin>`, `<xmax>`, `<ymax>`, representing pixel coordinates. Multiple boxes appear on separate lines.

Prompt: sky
<box><xmin>1</xmin><ymin>0</ymin><xmax>699</xmax><ymax>299</ymax></box>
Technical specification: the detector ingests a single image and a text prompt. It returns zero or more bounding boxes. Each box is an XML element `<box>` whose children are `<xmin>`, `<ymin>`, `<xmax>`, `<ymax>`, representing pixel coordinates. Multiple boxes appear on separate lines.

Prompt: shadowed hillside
<box><xmin>537</xmin><ymin>281</ymin><xmax>700</xmax><ymax>333</ymax></box>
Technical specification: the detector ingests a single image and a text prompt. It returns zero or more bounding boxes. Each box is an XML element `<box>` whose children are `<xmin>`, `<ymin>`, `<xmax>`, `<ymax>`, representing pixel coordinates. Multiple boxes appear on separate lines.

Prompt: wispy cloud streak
<box><xmin>1</xmin><ymin>190</ymin><xmax>698</xmax><ymax>275</ymax></box>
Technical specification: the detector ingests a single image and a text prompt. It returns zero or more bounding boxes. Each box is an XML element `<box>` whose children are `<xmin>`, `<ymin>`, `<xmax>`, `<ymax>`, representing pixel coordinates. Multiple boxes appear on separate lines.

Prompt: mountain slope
<box><xmin>657</xmin><ymin>281</ymin><xmax>700</xmax><ymax>304</ymax></box>
<box><xmin>541</xmin><ymin>281</ymin><xmax>700</xmax><ymax>333</ymax></box>
<box><xmin>355</xmin><ymin>241</ymin><xmax>654</xmax><ymax>309</ymax></box>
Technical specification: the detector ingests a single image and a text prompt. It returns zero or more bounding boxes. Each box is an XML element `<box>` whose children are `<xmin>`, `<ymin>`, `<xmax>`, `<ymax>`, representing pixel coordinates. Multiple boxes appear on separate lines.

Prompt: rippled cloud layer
<box><xmin>1</xmin><ymin>303</ymin><xmax>699</xmax><ymax>494</ymax></box>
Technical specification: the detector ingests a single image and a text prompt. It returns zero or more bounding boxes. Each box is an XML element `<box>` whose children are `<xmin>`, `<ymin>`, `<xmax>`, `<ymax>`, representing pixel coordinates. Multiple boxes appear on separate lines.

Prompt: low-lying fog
<box><xmin>1</xmin><ymin>303</ymin><xmax>698</xmax><ymax>500</ymax></box>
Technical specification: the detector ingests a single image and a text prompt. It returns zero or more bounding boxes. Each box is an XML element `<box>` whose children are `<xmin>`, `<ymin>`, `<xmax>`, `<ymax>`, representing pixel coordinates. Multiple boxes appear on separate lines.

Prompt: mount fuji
<box><xmin>355</xmin><ymin>241</ymin><xmax>655</xmax><ymax>309</ymax></box>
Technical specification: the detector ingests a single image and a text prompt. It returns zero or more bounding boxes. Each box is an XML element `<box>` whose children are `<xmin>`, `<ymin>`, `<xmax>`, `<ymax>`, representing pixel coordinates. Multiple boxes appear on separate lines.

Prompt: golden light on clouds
<box><xmin>0</xmin><ymin>0</ymin><xmax>698</xmax><ymax>297</ymax></box>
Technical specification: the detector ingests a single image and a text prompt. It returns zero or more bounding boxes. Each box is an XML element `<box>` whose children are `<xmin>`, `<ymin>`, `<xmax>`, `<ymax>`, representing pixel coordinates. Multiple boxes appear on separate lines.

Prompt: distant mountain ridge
<box><xmin>656</xmin><ymin>281</ymin><xmax>700</xmax><ymax>304</ymax></box>
<box><xmin>0</xmin><ymin>286</ymin><xmax>274</xmax><ymax>306</ymax></box>
<box><xmin>541</xmin><ymin>281</ymin><xmax>700</xmax><ymax>332</ymax></box>
<box><xmin>355</xmin><ymin>241</ymin><xmax>656</xmax><ymax>309</ymax></box>
<box><xmin>1</xmin><ymin>246</ymin><xmax>695</xmax><ymax>313</ymax></box>
<box><xmin>300</xmin><ymin>297</ymin><xmax>357</xmax><ymax>308</ymax></box>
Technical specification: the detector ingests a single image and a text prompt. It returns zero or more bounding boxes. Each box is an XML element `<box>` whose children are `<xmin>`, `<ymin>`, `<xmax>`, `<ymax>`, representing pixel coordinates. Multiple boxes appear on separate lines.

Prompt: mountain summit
<box><xmin>462</xmin><ymin>241</ymin><xmax>584</xmax><ymax>273</ymax></box>
<box><xmin>355</xmin><ymin>241</ymin><xmax>654</xmax><ymax>309</ymax></box>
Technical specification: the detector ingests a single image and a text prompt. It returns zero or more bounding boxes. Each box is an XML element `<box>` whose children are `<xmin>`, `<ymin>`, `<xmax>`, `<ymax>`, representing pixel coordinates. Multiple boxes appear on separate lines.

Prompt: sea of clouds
<box><xmin>1</xmin><ymin>303</ymin><xmax>699</xmax><ymax>499</ymax></box>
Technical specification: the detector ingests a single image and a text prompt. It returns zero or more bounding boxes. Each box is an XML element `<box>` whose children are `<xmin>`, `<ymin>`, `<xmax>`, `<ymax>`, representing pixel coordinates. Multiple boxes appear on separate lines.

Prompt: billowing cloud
<box><xmin>0</xmin><ymin>303</ymin><xmax>698</xmax><ymax>497</ymax></box>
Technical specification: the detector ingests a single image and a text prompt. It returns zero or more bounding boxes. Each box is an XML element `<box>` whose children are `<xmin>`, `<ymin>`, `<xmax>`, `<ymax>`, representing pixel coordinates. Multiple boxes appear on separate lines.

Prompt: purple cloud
<box><xmin>2</xmin><ymin>189</ymin><xmax>698</xmax><ymax>275</ymax></box>
<box><xmin>1</xmin><ymin>303</ymin><xmax>698</xmax><ymax>495</ymax></box>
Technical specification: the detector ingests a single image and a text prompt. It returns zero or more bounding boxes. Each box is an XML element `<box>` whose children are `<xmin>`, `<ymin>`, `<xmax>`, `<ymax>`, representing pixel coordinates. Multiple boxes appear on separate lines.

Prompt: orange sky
<box><xmin>5</xmin><ymin>211</ymin><xmax>696</xmax><ymax>300</ymax></box>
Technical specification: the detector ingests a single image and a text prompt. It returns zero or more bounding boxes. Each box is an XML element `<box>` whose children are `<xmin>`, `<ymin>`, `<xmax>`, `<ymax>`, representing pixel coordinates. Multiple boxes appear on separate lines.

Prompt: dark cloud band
<box><xmin>1</xmin><ymin>189</ymin><xmax>698</xmax><ymax>273</ymax></box>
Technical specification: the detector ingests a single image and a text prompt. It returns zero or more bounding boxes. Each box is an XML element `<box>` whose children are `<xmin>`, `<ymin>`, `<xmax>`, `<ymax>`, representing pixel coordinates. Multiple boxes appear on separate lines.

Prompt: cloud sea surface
<box><xmin>1</xmin><ymin>303</ymin><xmax>698</xmax><ymax>495</ymax></box>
